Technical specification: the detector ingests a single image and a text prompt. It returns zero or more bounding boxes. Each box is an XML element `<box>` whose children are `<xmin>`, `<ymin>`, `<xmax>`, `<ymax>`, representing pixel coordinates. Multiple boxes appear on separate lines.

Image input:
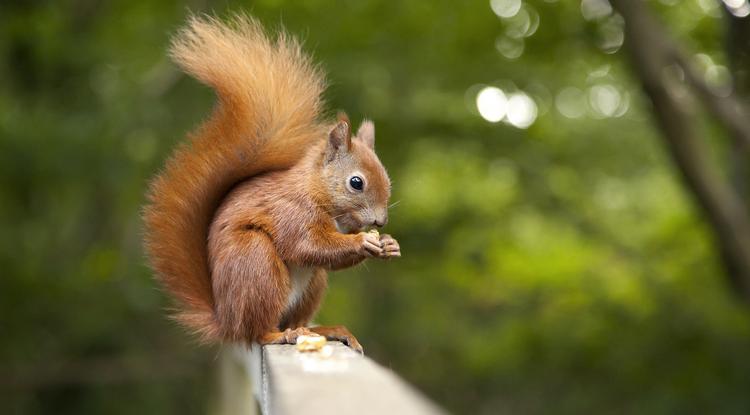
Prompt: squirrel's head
<box><xmin>322</xmin><ymin>114</ymin><xmax>391</xmax><ymax>234</ymax></box>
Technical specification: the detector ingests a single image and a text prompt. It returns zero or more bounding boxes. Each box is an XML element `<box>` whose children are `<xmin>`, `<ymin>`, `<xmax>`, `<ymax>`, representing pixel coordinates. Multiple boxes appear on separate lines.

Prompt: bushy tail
<box><xmin>143</xmin><ymin>14</ymin><xmax>326</xmax><ymax>342</ymax></box>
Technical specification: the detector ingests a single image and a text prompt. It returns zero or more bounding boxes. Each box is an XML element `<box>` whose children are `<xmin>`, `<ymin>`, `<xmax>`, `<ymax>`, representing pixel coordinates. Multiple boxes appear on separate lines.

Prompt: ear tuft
<box><xmin>337</xmin><ymin>111</ymin><xmax>350</xmax><ymax>125</ymax></box>
<box><xmin>357</xmin><ymin>119</ymin><xmax>375</xmax><ymax>149</ymax></box>
<box><xmin>327</xmin><ymin>117</ymin><xmax>352</xmax><ymax>161</ymax></box>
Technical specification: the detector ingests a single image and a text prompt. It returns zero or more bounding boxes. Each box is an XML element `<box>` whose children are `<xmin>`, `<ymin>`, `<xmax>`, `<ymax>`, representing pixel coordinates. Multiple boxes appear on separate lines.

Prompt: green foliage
<box><xmin>2</xmin><ymin>0</ymin><xmax>750</xmax><ymax>414</ymax></box>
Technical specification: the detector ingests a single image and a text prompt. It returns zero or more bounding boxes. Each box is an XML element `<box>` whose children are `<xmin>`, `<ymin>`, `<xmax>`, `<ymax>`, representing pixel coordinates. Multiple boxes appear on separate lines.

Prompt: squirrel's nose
<box><xmin>372</xmin><ymin>213</ymin><xmax>387</xmax><ymax>228</ymax></box>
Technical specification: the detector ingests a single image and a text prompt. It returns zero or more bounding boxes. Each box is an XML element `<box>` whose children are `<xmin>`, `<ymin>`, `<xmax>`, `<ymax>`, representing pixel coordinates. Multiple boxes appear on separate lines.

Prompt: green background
<box><xmin>3</xmin><ymin>0</ymin><xmax>749</xmax><ymax>414</ymax></box>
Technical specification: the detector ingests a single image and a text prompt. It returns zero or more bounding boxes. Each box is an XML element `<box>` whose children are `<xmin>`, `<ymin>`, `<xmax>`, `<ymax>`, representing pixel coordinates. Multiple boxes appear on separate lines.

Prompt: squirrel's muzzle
<box><xmin>371</xmin><ymin>212</ymin><xmax>388</xmax><ymax>228</ymax></box>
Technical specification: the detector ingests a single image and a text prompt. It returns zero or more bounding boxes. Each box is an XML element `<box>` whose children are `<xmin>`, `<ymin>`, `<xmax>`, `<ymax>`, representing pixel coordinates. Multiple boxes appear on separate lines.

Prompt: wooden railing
<box><xmin>215</xmin><ymin>342</ymin><xmax>446</xmax><ymax>415</ymax></box>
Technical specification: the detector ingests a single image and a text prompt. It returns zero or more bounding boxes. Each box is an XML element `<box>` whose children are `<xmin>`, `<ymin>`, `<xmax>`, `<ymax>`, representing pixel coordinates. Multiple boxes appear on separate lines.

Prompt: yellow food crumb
<box><xmin>296</xmin><ymin>334</ymin><xmax>327</xmax><ymax>352</ymax></box>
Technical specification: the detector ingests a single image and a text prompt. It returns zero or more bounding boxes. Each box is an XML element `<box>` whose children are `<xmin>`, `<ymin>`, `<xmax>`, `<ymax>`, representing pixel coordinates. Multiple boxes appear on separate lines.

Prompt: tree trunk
<box><xmin>610</xmin><ymin>0</ymin><xmax>750</xmax><ymax>301</ymax></box>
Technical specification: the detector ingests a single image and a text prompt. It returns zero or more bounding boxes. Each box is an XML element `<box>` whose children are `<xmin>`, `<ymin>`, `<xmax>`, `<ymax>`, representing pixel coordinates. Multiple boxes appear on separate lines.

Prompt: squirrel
<box><xmin>142</xmin><ymin>14</ymin><xmax>400</xmax><ymax>353</ymax></box>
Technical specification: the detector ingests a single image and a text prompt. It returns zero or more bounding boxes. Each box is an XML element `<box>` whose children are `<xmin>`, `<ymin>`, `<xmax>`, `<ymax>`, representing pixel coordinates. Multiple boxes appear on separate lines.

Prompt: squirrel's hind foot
<box><xmin>259</xmin><ymin>327</ymin><xmax>314</xmax><ymax>346</ymax></box>
<box><xmin>257</xmin><ymin>326</ymin><xmax>363</xmax><ymax>354</ymax></box>
<box><xmin>308</xmin><ymin>325</ymin><xmax>364</xmax><ymax>354</ymax></box>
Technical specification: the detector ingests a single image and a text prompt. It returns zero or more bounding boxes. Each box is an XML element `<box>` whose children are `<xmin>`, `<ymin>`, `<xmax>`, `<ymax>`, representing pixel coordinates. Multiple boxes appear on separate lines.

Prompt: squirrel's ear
<box><xmin>356</xmin><ymin>120</ymin><xmax>375</xmax><ymax>149</ymax></box>
<box><xmin>327</xmin><ymin>117</ymin><xmax>352</xmax><ymax>161</ymax></box>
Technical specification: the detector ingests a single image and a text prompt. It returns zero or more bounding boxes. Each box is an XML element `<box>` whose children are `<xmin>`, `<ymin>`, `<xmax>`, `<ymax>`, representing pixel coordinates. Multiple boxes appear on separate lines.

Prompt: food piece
<box><xmin>296</xmin><ymin>334</ymin><xmax>327</xmax><ymax>352</ymax></box>
<box><xmin>368</xmin><ymin>228</ymin><xmax>380</xmax><ymax>238</ymax></box>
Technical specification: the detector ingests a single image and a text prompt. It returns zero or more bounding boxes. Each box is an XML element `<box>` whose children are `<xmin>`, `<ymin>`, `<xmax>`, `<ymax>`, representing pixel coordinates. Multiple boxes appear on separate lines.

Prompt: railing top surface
<box><xmin>242</xmin><ymin>341</ymin><xmax>446</xmax><ymax>415</ymax></box>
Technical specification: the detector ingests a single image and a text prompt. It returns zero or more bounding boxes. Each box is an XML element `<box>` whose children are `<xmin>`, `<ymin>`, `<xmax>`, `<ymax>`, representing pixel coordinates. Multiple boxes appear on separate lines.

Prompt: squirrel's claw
<box><xmin>378</xmin><ymin>234</ymin><xmax>401</xmax><ymax>259</ymax></box>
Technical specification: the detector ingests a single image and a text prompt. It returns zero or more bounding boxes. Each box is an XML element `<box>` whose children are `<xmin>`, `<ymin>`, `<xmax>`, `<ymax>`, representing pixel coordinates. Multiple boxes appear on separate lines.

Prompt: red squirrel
<box><xmin>143</xmin><ymin>15</ymin><xmax>399</xmax><ymax>352</ymax></box>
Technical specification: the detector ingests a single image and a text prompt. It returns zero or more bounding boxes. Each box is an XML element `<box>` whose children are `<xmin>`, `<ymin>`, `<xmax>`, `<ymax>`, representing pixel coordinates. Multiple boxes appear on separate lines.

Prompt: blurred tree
<box><xmin>611</xmin><ymin>0</ymin><xmax>750</xmax><ymax>299</ymax></box>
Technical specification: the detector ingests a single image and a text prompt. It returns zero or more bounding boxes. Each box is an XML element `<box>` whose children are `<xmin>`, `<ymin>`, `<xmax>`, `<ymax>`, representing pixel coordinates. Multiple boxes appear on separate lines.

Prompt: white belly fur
<box><xmin>285</xmin><ymin>265</ymin><xmax>315</xmax><ymax>313</ymax></box>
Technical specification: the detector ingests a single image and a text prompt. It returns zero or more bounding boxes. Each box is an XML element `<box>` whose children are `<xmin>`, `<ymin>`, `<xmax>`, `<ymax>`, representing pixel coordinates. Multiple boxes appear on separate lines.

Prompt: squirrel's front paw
<box><xmin>358</xmin><ymin>232</ymin><xmax>383</xmax><ymax>257</ymax></box>
<box><xmin>378</xmin><ymin>234</ymin><xmax>401</xmax><ymax>259</ymax></box>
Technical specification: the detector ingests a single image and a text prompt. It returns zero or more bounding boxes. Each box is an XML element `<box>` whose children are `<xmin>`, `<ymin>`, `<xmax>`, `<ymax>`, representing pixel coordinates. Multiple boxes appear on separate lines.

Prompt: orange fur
<box><xmin>143</xmin><ymin>14</ymin><xmax>398</xmax><ymax>346</ymax></box>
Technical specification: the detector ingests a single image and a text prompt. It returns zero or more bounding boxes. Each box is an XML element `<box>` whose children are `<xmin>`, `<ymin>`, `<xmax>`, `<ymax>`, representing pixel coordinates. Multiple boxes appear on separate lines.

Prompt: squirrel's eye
<box><xmin>349</xmin><ymin>176</ymin><xmax>364</xmax><ymax>191</ymax></box>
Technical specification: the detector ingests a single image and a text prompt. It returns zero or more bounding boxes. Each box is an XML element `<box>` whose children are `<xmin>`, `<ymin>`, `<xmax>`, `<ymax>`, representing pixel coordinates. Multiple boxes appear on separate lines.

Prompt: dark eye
<box><xmin>349</xmin><ymin>176</ymin><xmax>364</xmax><ymax>191</ymax></box>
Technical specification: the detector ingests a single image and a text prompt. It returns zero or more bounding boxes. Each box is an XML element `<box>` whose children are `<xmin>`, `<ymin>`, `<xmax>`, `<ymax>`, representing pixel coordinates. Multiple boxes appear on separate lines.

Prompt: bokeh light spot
<box><xmin>495</xmin><ymin>36</ymin><xmax>525</xmax><ymax>59</ymax></box>
<box><xmin>581</xmin><ymin>0</ymin><xmax>612</xmax><ymax>21</ymax></box>
<box><xmin>589</xmin><ymin>84</ymin><xmax>621</xmax><ymax>118</ymax></box>
<box><xmin>598</xmin><ymin>14</ymin><xmax>624</xmax><ymax>54</ymax></box>
<box><xmin>504</xmin><ymin>5</ymin><xmax>540</xmax><ymax>39</ymax></box>
<box><xmin>476</xmin><ymin>86</ymin><xmax>509</xmax><ymax>123</ymax></box>
<box><xmin>506</xmin><ymin>93</ymin><xmax>538</xmax><ymax>129</ymax></box>
<box><xmin>723</xmin><ymin>0</ymin><xmax>750</xmax><ymax>17</ymax></box>
<box><xmin>697</xmin><ymin>0</ymin><xmax>722</xmax><ymax>17</ymax></box>
<box><xmin>555</xmin><ymin>87</ymin><xmax>587</xmax><ymax>118</ymax></box>
<box><xmin>491</xmin><ymin>0</ymin><xmax>523</xmax><ymax>18</ymax></box>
